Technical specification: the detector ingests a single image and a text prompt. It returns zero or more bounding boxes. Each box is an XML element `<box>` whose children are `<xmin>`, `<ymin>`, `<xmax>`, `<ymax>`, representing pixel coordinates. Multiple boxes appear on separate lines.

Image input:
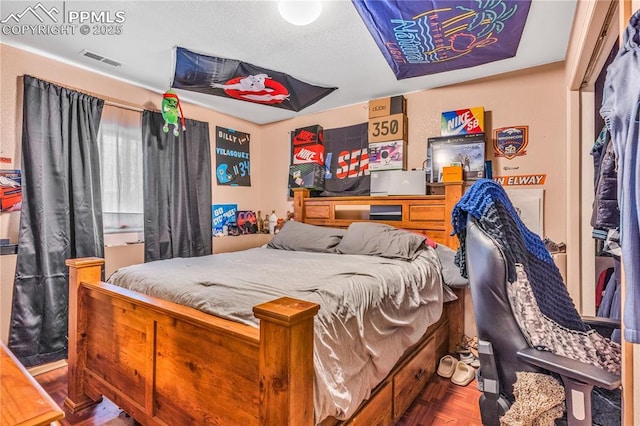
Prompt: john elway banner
<box><xmin>172</xmin><ymin>47</ymin><xmax>337</xmax><ymax>111</ymax></box>
<box><xmin>352</xmin><ymin>0</ymin><xmax>531</xmax><ymax>80</ymax></box>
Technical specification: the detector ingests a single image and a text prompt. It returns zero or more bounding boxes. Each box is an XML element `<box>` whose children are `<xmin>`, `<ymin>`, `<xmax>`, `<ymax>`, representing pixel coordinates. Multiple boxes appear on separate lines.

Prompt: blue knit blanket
<box><xmin>452</xmin><ymin>179</ymin><xmax>587</xmax><ymax>332</ymax></box>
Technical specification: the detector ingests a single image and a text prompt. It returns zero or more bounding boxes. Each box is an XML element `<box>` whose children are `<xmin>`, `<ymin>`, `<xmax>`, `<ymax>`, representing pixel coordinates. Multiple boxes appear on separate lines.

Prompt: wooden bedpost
<box><xmin>446</xmin><ymin>287</ymin><xmax>466</xmax><ymax>353</ymax></box>
<box><xmin>64</xmin><ymin>257</ymin><xmax>104</xmax><ymax>412</ymax></box>
<box><xmin>292</xmin><ymin>188</ymin><xmax>310</xmax><ymax>222</ymax></box>
<box><xmin>443</xmin><ymin>183</ymin><xmax>465</xmax><ymax>352</ymax></box>
<box><xmin>253</xmin><ymin>297</ymin><xmax>320</xmax><ymax>426</ymax></box>
<box><xmin>443</xmin><ymin>181</ymin><xmax>463</xmax><ymax>250</ymax></box>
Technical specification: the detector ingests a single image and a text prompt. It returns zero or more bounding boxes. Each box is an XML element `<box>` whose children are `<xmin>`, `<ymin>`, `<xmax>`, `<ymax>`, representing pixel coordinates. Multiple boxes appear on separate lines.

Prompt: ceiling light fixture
<box><xmin>278</xmin><ymin>1</ymin><xmax>322</xmax><ymax>26</ymax></box>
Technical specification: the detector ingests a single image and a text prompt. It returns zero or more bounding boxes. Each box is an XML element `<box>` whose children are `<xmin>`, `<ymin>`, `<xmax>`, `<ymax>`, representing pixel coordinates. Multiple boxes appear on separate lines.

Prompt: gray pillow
<box><xmin>335</xmin><ymin>222</ymin><xmax>426</xmax><ymax>261</ymax></box>
<box><xmin>434</xmin><ymin>244</ymin><xmax>469</xmax><ymax>287</ymax></box>
<box><xmin>267</xmin><ymin>220</ymin><xmax>345</xmax><ymax>253</ymax></box>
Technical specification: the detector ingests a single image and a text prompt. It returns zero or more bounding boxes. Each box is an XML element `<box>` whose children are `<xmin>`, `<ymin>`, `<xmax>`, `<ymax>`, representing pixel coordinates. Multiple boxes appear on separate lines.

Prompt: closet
<box><xmin>575</xmin><ymin>1</ymin><xmax>638</xmax><ymax>424</ymax></box>
<box><xmin>591</xmin><ymin>39</ymin><xmax>619</xmax><ymax>335</ymax></box>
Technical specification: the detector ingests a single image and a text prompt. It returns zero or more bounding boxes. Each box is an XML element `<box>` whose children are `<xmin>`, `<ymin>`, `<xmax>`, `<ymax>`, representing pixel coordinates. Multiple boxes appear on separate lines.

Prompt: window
<box><xmin>97</xmin><ymin>105</ymin><xmax>143</xmax><ymax>234</ymax></box>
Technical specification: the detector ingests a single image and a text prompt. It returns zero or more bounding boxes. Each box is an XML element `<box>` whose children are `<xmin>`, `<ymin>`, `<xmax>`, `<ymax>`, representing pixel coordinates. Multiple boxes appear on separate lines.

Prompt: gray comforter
<box><xmin>108</xmin><ymin>246</ymin><xmax>447</xmax><ymax>423</ymax></box>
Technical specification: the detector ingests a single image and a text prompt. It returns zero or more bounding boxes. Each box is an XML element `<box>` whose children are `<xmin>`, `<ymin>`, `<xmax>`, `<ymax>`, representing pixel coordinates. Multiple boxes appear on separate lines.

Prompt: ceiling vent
<box><xmin>80</xmin><ymin>49</ymin><xmax>121</xmax><ymax>67</ymax></box>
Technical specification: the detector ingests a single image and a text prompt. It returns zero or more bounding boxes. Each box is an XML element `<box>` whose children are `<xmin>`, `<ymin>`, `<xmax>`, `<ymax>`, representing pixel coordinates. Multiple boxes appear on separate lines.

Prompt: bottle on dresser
<box><xmin>269</xmin><ymin>210</ymin><xmax>278</xmax><ymax>234</ymax></box>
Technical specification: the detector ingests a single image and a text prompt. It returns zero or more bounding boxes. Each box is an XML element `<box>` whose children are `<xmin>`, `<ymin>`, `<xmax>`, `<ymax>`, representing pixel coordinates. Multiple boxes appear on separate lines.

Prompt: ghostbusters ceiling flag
<box><xmin>351</xmin><ymin>0</ymin><xmax>531</xmax><ymax>80</ymax></box>
<box><xmin>172</xmin><ymin>47</ymin><xmax>337</xmax><ymax>111</ymax></box>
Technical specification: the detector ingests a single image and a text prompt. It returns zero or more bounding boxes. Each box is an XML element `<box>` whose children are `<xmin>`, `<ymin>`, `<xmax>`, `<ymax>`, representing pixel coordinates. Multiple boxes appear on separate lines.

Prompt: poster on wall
<box><xmin>0</xmin><ymin>169</ymin><xmax>22</xmax><ymax>212</ymax></box>
<box><xmin>320</xmin><ymin>123</ymin><xmax>370</xmax><ymax>196</ymax></box>
<box><xmin>493</xmin><ymin>126</ymin><xmax>529</xmax><ymax>159</ymax></box>
<box><xmin>215</xmin><ymin>127</ymin><xmax>251</xmax><ymax>187</ymax></box>
<box><xmin>212</xmin><ymin>203</ymin><xmax>238</xmax><ymax>236</ymax></box>
<box><xmin>441</xmin><ymin>107</ymin><xmax>485</xmax><ymax>136</ymax></box>
<box><xmin>352</xmin><ymin>0</ymin><xmax>531</xmax><ymax>79</ymax></box>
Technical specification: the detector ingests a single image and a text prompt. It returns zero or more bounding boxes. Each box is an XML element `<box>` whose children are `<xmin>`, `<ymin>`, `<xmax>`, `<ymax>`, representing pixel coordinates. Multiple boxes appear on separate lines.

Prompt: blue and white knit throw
<box><xmin>452</xmin><ymin>179</ymin><xmax>585</xmax><ymax>332</ymax></box>
<box><xmin>452</xmin><ymin>179</ymin><xmax>620</xmax><ymax>375</ymax></box>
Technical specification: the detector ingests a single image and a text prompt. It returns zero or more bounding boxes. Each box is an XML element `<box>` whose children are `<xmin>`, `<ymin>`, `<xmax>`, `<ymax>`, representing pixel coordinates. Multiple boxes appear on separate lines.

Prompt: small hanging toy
<box><xmin>162</xmin><ymin>89</ymin><xmax>186</xmax><ymax>136</ymax></box>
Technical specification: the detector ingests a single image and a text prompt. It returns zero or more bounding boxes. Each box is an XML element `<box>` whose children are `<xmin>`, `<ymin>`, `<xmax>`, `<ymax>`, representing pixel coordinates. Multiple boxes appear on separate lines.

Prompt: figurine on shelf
<box><xmin>257</xmin><ymin>210</ymin><xmax>263</xmax><ymax>233</ymax></box>
<box><xmin>268</xmin><ymin>210</ymin><xmax>278</xmax><ymax>234</ymax></box>
<box><xmin>274</xmin><ymin>210</ymin><xmax>295</xmax><ymax>233</ymax></box>
<box><xmin>275</xmin><ymin>218</ymin><xmax>283</xmax><ymax>233</ymax></box>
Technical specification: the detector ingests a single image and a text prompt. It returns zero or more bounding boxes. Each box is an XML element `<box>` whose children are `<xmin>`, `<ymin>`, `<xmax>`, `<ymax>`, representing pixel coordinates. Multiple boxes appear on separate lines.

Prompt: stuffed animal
<box><xmin>162</xmin><ymin>89</ymin><xmax>186</xmax><ymax>136</ymax></box>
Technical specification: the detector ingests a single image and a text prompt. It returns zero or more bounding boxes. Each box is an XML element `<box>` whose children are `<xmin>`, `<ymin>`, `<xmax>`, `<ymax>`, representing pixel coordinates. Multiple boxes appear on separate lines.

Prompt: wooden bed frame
<box><xmin>65</xmin><ymin>181</ymin><xmax>465</xmax><ymax>425</ymax></box>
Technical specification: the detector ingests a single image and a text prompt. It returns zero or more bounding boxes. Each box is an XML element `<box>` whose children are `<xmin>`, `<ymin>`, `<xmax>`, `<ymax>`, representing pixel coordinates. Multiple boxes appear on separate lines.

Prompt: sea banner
<box><xmin>351</xmin><ymin>0</ymin><xmax>531</xmax><ymax>79</ymax></box>
<box><xmin>173</xmin><ymin>47</ymin><xmax>337</xmax><ymax>111</ymax></box>
<box><xmin>320</xmin><ymin>123</ymin><xmax>370</xmax><ymax>196</ymax></box>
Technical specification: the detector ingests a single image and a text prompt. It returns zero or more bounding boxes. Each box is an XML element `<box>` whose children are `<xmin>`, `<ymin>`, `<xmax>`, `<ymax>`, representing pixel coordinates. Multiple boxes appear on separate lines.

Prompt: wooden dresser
<box><xmin>1</xmin><ymin>341</ymin><xmax>64</xmax><ymax>426</ymax></box>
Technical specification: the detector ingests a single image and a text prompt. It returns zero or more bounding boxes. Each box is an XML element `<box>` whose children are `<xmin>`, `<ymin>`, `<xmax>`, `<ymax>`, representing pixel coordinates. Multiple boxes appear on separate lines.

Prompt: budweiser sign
<box><xmin>293</xmin><ymin>144</ymin><xmax>325</xmax><ymax>165</ymax></box>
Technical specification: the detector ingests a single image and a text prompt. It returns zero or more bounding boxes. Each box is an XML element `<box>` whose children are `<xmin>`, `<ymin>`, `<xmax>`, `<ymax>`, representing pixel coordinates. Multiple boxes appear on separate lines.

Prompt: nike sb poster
<box><xmin>215</xmin><ymin>126</ymin><xmax>251</xmax><ymax>187</ymax></box>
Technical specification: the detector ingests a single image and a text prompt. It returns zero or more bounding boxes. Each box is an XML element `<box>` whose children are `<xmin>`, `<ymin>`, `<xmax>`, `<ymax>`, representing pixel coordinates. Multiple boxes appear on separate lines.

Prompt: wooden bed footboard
<box><xmin>66</xmin><ymin>257</ymin><xmax>319</xmax><ymax>425</ymax></box>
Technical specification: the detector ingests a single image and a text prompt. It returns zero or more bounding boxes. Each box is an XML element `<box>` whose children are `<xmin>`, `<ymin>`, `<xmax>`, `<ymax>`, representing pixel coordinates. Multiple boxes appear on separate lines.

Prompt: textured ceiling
<box><xmin>1</xmin><ymin>0</ymin><xmax>577</xmax><ymax>124</ymax></box>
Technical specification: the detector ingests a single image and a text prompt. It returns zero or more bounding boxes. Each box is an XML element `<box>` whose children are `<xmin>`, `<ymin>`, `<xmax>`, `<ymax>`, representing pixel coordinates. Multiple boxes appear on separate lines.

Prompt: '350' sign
<box><xmin>368</xmin><ymin>113</ymin><xmax>407</xmax><ymax>142</ymax></box>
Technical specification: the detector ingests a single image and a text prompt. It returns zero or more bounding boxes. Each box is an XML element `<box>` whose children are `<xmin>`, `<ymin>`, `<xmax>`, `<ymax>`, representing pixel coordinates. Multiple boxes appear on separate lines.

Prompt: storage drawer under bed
<box><xmin>393</xmin><ymin>333</ymin><xmax>437</xmax><ymax>421</ymax></box>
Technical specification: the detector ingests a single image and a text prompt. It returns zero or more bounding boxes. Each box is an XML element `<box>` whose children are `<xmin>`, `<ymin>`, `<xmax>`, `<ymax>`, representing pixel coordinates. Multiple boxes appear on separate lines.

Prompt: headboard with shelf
<box><xmin>292</xmin><ymin>181</ymin><xmax>464</xmax><ymax>248</ymax></box>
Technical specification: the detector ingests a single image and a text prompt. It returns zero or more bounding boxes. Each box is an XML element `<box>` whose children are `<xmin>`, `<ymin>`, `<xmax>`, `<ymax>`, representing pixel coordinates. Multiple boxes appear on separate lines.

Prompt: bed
<box><xmin>65</xmin><ymin>181</ymin><xmax>465</xmax><ymax>425</ymax></box>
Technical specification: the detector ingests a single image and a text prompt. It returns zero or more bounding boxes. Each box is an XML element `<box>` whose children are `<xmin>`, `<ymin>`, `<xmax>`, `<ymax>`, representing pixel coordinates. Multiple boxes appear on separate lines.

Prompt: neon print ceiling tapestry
<box><xmin>352</xmin><ymin>0</ymin><xmax>532</xmax><ymax>80</ymax></box>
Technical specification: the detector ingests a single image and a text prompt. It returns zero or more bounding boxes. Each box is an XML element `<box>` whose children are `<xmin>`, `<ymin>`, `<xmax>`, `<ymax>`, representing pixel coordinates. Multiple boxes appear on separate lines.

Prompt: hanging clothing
<box><xmin>590</xmin><ymin>126</ymin><xmax>611</xmax><ymax>241</ymax></box>
<box><xmin>600</xmin><ymin>9</ymin><xmax>640</xmax><ymax>344</ymax></box>
<box><xmin>591</xmin><ymin>128</ymin><xmax>620</xmax><ymax>233</ymax></box>
<box><xmin>595</xmin><ymin>266</ymin><xmax>614</xmax><ymax>310</ymax></box>
<box><xmin>597</xmin><ymin>258</ymin><xmax>622</xmax><ymax>344</ymax></box>
<box><xmin>591</xmin><ymin>126</ymin><xmax>610</xmax><ymax>187</ymax></box>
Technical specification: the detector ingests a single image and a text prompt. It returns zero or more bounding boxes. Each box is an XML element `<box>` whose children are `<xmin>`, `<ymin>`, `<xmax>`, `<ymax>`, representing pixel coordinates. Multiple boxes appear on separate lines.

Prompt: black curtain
<box><xmin>9</xmin><ymin>75</ymin><xmax>104</xmax><ymax>367</ymax></box>
<box><xmin>142</xmin><ymin>111</ymin><xmax>212</xmax><ymax>261</ymax></box>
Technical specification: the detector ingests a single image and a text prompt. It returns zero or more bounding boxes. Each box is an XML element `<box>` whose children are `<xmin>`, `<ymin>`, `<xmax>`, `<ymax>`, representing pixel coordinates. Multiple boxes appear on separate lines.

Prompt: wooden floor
<box><xmin>36</xmin><ymin>365</ymin><xmax>483</xmax><ymax>425</ymax></box>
